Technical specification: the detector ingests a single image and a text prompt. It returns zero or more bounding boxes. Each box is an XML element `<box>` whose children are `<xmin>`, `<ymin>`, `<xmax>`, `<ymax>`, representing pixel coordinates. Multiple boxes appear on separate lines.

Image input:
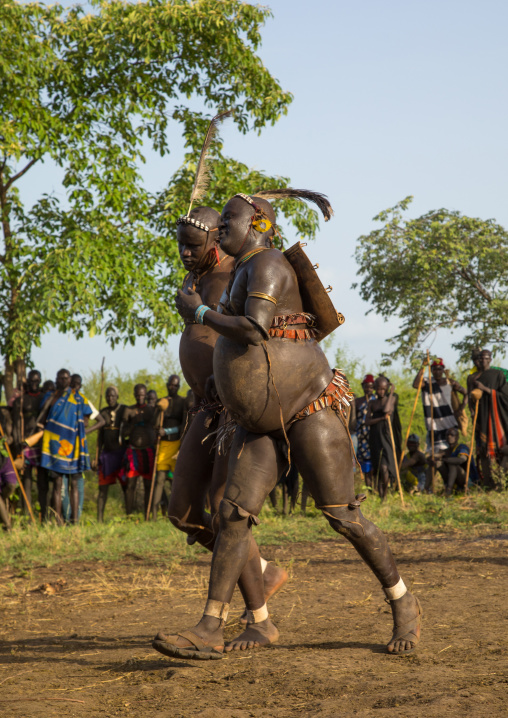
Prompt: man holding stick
<box><xmin>0</xmin><ymin>409</ymin><xmax>17</xmax><ymax>530</ymax></box>
<box><xmin>413</xmin><ymin>358</ymin><xmax>466</xmax><ymax>453</ymax></box>
<box><xmin>11</xmin><ymin>369</ymin><xmax>44</xmax><ymax>515</ymax></box>
<box><xmin>470</xmin><ymin>349</ymin><xmax>508</xmax><ymax>488</ymax></box>
<box><xmin>366</xmin><ymin>377</ymin><xmax>402</xmax><ymax>500</ymax></box>
<box><xmin>150</xmin><ymin>375</ymin><xmax>187</xmax><ymax>520</ymax></box>
<box><xmin>428</xmin><ymin>427</ymin><xmax>478</xmax><ymax>496</ymax></box>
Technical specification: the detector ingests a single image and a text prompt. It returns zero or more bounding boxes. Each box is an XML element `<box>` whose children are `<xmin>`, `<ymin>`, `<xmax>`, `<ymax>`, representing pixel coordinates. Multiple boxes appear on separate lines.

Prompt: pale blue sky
<box><xmin>22</xmin><ymin>0</ymin><xmax>508</xmax><ymax>379</ymax></box>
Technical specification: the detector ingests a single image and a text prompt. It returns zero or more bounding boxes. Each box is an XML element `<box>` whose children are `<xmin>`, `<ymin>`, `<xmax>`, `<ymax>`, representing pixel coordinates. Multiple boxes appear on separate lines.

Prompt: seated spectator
<box><xmin>428</xmin><ymin>427</ymin><xmax>478</xmax><ymax>496</ymax></box>
<box><xmin>400</xmin><ymin>434</ymin><xmax>427</xmax><ymax>493</ymax></box>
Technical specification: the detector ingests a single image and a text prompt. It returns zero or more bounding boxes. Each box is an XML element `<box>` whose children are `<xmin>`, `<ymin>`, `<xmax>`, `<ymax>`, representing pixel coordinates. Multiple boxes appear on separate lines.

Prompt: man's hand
<box><xmin>474</xmin><ymin>380</ymin><xmax>491</xmax><ymax>394</ymax></box>
<box><xmin>159</xmin><ymin>428</ymin><xmax>166</xmax><ymax>438</ymax></box>
<box><xmin>175</xmin><ymin>288</ymin><xmax>204</xmax><ymax>322</ymax></box>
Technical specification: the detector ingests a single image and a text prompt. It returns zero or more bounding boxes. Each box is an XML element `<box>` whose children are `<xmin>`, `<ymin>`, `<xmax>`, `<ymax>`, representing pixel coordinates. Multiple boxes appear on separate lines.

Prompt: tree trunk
<box><xmin>3</xmin><ymin>357</ymin><xmax>26</xmax><ymax>402</ymax></box>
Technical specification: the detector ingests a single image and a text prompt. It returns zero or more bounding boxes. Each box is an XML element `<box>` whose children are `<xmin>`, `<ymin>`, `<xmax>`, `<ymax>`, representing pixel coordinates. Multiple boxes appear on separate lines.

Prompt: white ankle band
<box><xmin>260</xmin><ymin>557</ymin><xmax>268</xmax><ymax>573</ymax></box>
<box><xmin>246</xmin><ymin>604</ymin><xmax>269</xmax><ymax>623</ymax></box>
<box><xmin>384</xmin><ymin>578</ymin><xmax>407</xmax><ymax>601</ymax></box>
<box><xmin>203</xmin><ymin>599</ymin><xmax>229</xmax><ymax>621</ymax></box>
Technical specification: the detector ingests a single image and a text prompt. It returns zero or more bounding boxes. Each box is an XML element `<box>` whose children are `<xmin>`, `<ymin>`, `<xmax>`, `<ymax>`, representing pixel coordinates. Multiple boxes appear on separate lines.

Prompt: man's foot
<box><xmin>386</xmin><ymin>591</ymin><xmax>422</xmax><ymax>655</ymax></box>
<box><xmin>240</xmin><ymin>563</ymin><xmax>288</xmax><ymax>624</ymax></box>
<box><xmin>225</xmin><ymin>617</ymin><xmax>279</xmax><ymax>652</ymax></box>
<box><xmin>153</xmin><ymin>619</ymin><xmax>224</xmax><ymax>661</ymax></box>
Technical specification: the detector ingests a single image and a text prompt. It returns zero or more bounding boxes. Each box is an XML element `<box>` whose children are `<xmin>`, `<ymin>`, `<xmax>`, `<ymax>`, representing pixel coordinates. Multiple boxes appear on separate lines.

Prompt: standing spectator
<box><xmin>39</xmin><ymin>369</ymin><xmax>93</xmax><ymax>524</ymax></box>
<box><xmin>366</xmin><ymin>377</ymin><xmax>401</xmax><ymax>499</ymax></box>
<box><xmin>60</xmin><ymin>374</ymin><xmax>104</xmax><ymax>522</ymax></box>
<box><xmin>11</xmin><ymin>369</ymin><xmax>44</xmax><ymax>514</ymax></box>
<box><xmin>0</xmin><ymin>409</ymin><xmax>16</xmax><ymax>531</ymax></box>
<box><xmin>147</xmin><ymin>390</ymin><xmax>158</xmax><ymax>408</ymax></box>
<box><xmin>96</xmin><ymin>386</ymin><xmax>127</xmax><ymax>522</ymax></box>
<box><xmin>354</xmin><ymin>373</ymin><xmax>376</xmax><ymax>487</ymax></box>
<box><xmin>151</xmin><ymin>375</ymin><xmax>187</xmax><ymax>520</ymax></box>
<box><xmin>120</xmin><ymin>383</ymin><xmax>157</xmax><ymax>516</ymax></box>
<box><xmin>413</xmin><ymin>358</ymin><xmax>466</xmax><ymax>452</ymax></box>
<box><xmin>471</xmin><ymin>349</ymin><xmax>508</xmax><ymax>488</ymax></box>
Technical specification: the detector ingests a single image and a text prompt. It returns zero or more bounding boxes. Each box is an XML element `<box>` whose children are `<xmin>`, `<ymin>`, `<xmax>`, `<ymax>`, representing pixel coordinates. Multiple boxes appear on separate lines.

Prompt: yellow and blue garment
<box><xmin>41</xmin><ymin>389</ymin><xmax>92</xmax><ymax>474</ymax></box>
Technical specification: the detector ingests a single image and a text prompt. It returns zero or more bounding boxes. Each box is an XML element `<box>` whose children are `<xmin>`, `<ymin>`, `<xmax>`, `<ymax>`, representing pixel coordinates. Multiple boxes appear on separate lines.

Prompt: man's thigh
<box><xmin>223</xmin><ymin>429</ymin><xmax>286</xmax><ymax>517</ymax></box>
<box><xmin>288</xmin><ymin>409</ymin><xmax>355</xmax><ymax>507</ymax></box>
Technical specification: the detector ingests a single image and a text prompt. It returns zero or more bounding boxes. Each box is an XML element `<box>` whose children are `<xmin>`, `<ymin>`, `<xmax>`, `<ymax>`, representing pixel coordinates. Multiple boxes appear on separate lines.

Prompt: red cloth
<box><xmin>119</xmin><ymin>446</ymin><xmax>155</xmax><ymax>481</ymax></box>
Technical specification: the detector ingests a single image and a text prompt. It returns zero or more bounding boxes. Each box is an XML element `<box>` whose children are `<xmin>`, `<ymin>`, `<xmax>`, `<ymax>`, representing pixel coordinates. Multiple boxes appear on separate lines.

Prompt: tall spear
<box><xmin>427</xmin><ymin>350</ymin><xmax>435</xmax><ymax>491</ymax></box>
<box><xmin>146</xmin><ymin>398</ymin><xmax>169</xmax><ymax>521</ymax></box>
<box><xmin>94</xmin><ymin>357</ymin><xmax>105</xmax><ymax>468</ymax></box>
<box><xmin>399</xmin><ymin>357</ymin><xmax>428</xmax><ymax>471</ymax></box>
<box><xmin>387</xmin><ymin>414</ymin><xmax>406</xmax><ymax>508</ymax></box>
<box><xmin>465</xmin><ymin>389</ymin><xmax>482</xmax><ymax>495</ymax></box>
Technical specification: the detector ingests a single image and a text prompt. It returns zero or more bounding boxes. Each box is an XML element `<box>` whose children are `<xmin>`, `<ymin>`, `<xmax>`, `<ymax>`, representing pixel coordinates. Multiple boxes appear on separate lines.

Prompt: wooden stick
<box><xmin>146</xmin><ymin>408</ymin><xmax>165</xmax><ymax>521</ymax></box>
<box><xmin>0</xmin><ymin>420</ymin><xmax>36</xmax><ymax>525</ymax></box>
<box><xmin>427</xmin><ymin>350</ymin><xmax>435</xmax><ymax>492</ymax></box>
<box><xmin>399</xmin><ymin>358</ymin><xmax>428</xmax><ymax>470</ymax></box>
<box><xmin>465</xmin><ymin>393</ymin><xmax>481</xmax><ymax>495</ymax></box>
<box><xmin>387</xmin><ymin>414</ymin><xmax>406</xmax><ymax>508</ymax></box>
<box><xmin>94</xmin><ymin>357</ymin><xmax>105</xmax><ymax>469</ymax></box>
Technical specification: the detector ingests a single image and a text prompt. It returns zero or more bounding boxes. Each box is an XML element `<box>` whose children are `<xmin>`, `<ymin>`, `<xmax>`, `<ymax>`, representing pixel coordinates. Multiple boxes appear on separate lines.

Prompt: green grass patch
<box><xmin>1</xmin><ymin>489</ymin><xmax>506</xmax><ymax>571</ymax></box>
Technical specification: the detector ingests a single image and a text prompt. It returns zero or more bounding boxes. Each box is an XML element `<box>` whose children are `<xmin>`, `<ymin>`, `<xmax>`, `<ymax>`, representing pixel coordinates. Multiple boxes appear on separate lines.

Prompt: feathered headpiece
<box><xmin>177</xmin><ymin>110</ymin><xmax>232</xmax><ymax>230</ymax></box>
<box><xmin>234</xmin><ymin>188</ymin><xmax>334</xmax><ymax>231</ymax></box>
<box><xmin>253</xmin><ymin>188</ymin><xmax>333</xmax><ymax>222</ymax></box>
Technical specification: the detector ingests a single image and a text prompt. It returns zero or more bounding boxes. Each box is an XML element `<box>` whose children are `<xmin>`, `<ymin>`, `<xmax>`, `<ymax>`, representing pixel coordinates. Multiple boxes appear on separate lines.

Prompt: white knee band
<box><xmin>383</xmin><ymin>578</ymin><xmax>407</xmax><ymax>601</ymax></box>
<box><xmin>260</xmin><ymin>557</ymin><xmax>268</xmax><ymax>574</ymax></box>
<box><xmin>203</xmin><ymin>599</ymin><xmax>229</xmax><ymax>622</ymax></box>
<box><xmin>246</xmin><ymin>604</ymin><xmax>269</xmax><ymax>623</ymax></box>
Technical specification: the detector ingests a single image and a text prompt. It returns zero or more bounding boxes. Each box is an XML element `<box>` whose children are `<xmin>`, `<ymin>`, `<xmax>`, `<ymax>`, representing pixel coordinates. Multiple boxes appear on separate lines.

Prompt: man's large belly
<box><xmin>213</xmin><ymin>336</ymin><xmax>332</xmax><ymax>434</ymax></box>
<box><xmin>179</xmin><ymin>325</ymin><xmax>218</xmax><ymax>401</ymax></box>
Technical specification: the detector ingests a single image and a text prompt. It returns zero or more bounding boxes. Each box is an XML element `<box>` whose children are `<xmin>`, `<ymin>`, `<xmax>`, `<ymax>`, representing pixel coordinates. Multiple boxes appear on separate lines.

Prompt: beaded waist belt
<box><xmin>290</xmin><ymin>369</ymin><xmax>354</xmax><ymax>424</ymax></box>
<box><xmin>269</xmin><ymin>313</ymin><xmax>317</xmax><ymax>340</ymax></box>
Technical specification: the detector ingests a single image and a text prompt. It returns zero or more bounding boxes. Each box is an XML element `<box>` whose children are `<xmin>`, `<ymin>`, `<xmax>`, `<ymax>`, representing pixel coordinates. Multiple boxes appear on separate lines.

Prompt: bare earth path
<box><xmin>1</xmin><ymin>532</ymin><xmax>507</xmax><ymax>717</ymax></box>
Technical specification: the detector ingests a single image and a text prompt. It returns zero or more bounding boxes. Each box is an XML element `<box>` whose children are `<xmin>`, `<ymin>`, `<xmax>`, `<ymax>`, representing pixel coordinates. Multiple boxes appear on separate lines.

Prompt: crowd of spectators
<box><xmin>1</xmin><ymin>347</ymin><xmax>507</xmax><ymax>529</ymax></box>
<box><xmin>0</xmin><ymin>369</ymin><xmax>190</xmax><ymax>529</ymax></box>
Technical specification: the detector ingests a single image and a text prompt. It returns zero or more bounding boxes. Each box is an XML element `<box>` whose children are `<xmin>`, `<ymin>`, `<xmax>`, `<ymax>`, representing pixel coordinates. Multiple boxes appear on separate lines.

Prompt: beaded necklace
<box><xmin>235</xmin><ymin>246</ymin><xmax>270</xmax><ymax>269</ymax></box>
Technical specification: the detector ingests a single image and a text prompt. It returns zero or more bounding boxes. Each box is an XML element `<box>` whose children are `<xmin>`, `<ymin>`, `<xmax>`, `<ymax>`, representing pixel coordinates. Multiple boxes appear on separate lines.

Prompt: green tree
<box><xmin>354</xmin><ymin>196</ymin><xmax>508</xmax><ymax>365</ymax></box>
<box><xmin>0</xmin><ymin>0</ymin><xmax>320</xmax><ymax>397</ymax></box>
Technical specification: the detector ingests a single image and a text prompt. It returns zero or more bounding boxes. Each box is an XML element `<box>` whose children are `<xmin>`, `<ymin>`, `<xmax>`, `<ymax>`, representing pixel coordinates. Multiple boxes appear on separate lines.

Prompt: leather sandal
<box><xmin>152</xmin><ymin>629</ymin><xmax>224</xmax><ymax>661</ymax></box>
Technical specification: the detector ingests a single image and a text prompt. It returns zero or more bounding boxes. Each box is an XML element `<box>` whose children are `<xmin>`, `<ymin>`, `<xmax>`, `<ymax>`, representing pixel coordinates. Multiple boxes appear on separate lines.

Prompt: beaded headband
<box><xmin>234</xmin><ymin>193</ymin><xmax>258</xmax><ymax>209</ymax></box>
<box><xmin>177</xmin><ymin>215</ymin><xmax>213</xmax><ymax>232</ymax></box>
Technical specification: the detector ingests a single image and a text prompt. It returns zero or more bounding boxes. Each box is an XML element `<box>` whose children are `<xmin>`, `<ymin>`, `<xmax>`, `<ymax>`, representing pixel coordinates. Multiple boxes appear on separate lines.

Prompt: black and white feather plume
<box><xmin>187</xmin><ymin>110</ymin><xmax>232</xmax><ymax>215</ymax></box>
<box><xmin>253</xmin><ymin>188</ymin><xmax>334</xmax><ymax>221</ymax></box>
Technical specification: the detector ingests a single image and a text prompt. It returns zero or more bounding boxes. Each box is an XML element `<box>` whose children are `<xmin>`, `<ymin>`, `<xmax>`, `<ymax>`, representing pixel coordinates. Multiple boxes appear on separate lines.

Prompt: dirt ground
<box><xmin>1</xmin><ymin>531</ymin><xmax>507</xmax><ymax>718</ymax></box>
